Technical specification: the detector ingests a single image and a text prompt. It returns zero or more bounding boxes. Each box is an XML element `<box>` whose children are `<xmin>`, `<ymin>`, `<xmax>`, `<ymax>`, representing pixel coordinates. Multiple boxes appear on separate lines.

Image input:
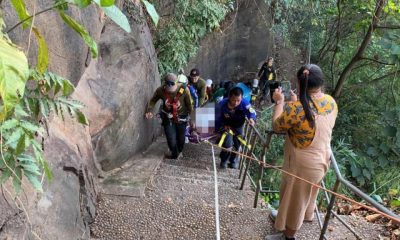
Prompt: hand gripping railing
<box><xmin>237</xmin><ymin>121</ymin><xmax>400</xmax><ymax>240</ymax></box>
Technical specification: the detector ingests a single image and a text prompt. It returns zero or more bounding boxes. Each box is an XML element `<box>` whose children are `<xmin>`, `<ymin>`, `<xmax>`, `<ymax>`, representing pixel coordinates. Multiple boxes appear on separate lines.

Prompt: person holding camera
<box><xmin>145</xmin><ymin>73</ymin><xmax>193</xmax><ymax>159</ymax></box>
<box><xmin>266</xmin><ymin>64</ymin><xmax>338</xmax><ymax>240</ymax></box>
<box><xmin>218</xmin><ymin>87</ymin><xmax>256</xmax><ymax>169</ymax></box>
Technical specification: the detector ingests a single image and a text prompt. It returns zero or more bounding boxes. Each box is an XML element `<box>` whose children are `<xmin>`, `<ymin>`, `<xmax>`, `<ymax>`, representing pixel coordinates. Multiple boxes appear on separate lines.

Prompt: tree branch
<box><xmin>347</xmin><ymin>70</ymin><xmax>400</xmax><ymax>90</ymax></box>
<box><xmin>332</xmin><ymin>0</ymin><xmax>386</xmax><ymax>99</ymax></box>
<box><xmin>6</xmin><ymin>1</ymin><xmax>67</xmax><ymax>33</ymax></box>
<box><xmin>360</xmin><ymin>57</ymin><xmax>396</xmax><ymax>66</ymax></box>
<box><xmin>374</xmin><ymin>25</ymin><xmax>400</xmax><ymax>29</ymax></box>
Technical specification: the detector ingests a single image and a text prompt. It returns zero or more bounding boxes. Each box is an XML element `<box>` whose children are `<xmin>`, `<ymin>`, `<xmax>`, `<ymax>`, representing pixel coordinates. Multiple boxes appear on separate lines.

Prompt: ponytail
<box><xmin>299</xmin><ymin>70</ymin><xmax>314</xmax><ymax>127</ymax></box>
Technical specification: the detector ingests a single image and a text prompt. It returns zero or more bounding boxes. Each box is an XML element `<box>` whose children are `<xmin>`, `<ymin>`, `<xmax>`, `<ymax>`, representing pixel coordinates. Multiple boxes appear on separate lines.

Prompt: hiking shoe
<box><xmin>265</xmin><ymin>233</ymin><xmax>285</xmax><ymax>240</ymax></box>
<box><xmin>269</xmin><ymin>209</ymin><xmax>278</xmax><ymax>222</ymax></box>
<box><xmin>228</xmin><ymin>163</ymin><xmax>239</xmax><ymax>169</ymax></box>
<box><xmin>265</xmin><ymin>233</ymin><xmax>295</xmax><ymax>240</ymax></box>
<box><xmin>220</xmin><ymin>162</ymin><xmax>227</xmax><ymax>169</ymax></box>
<box><xmin>164</xmin><ymin>153</ymin><xmax>178</xmax><ymax>159</ymax></box>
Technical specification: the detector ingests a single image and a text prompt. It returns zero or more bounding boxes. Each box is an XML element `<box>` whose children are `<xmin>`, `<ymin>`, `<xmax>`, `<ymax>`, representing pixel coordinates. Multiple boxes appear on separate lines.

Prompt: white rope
<box><xmin>211</xmin><ymin>144</ymin><xmax>221</xmax><ymax>240</ymax></box>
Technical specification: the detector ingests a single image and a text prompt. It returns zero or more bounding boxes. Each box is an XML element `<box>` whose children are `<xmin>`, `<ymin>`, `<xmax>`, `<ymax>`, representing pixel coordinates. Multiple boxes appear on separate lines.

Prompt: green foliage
<box><xmin>141</xmin><ymin>0</ymin><xmax>159</xmax><ymax>27</ymax></box>
<box><xmin>93</xmin><ymin>0</ymin><xmax>132</xmax><ymax>33</ymax></box>
<box><xmin>154</xmin><ymin>0</ymin><xmax>234</xmax><ymax>77</ymax></box>
<box><xmin>59</xmin><ymin>11</ymin><xmax>98</xmax><ymax>58</ymax></box>
<box><xmin>10</xmin><ymin>0</ymin><xmax>31</xmax><ymax>28</ymax></box>
<box><xmin>32</xmin><ymin>28</ymin><xmax>49</xmax><ymax>74</ymax></box>
<box><xmin>265</xmin><ymin>0</ymin><xmax>400</xmax><ymax>207</ymax></box>
<box><xmin>0</xmin><ymin>37</ymin><xmax>29</xmax><ymax>121</ymax></box>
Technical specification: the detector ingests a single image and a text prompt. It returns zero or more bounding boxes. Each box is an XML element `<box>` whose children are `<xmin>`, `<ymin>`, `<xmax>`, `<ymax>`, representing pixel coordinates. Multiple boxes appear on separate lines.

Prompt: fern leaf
<box><xmin>0</xmin><ymin>168</ymin><xmax>11</xmax><ymax>184</ymax></box>
<box><xmin>1</xmin><ymin>119</ymin><xmax>19</xmax><ymax>130</ymax></box>
<box><xmin>12</xmin><ymin>166</ymin><xmax>22</xmax><ymax>194</ymax></box>
<box><xmin>24</xmin><ymin>172</ymin><xmax>43</xmax><ymax>192</ymax></box>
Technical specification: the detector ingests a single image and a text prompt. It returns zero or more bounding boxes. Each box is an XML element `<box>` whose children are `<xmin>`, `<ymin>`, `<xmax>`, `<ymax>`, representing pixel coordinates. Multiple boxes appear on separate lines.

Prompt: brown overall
<box><xmin>275</xmin><ymin>111</ymin><xmax>337</xmax><ymax>231</ymax></box>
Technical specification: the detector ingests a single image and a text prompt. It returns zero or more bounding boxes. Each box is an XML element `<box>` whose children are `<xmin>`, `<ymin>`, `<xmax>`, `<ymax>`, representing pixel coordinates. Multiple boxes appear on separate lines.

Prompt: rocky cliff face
<box><xmin>0</xmin><ymin>0</ymin><xmax>160</xmax><ymax>239</ymax></box>
<box><xmin>186</xmin><ymin>0</ymin><xmax>273</xmax><ymax>83</ymax></box>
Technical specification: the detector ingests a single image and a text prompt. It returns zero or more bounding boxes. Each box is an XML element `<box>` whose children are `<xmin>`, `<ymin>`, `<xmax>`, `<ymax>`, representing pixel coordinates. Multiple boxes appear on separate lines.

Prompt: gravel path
<box><xmin>91</xmin><ymin>142</ymin><xmax>386</xmax><ymax>239</ymax></box>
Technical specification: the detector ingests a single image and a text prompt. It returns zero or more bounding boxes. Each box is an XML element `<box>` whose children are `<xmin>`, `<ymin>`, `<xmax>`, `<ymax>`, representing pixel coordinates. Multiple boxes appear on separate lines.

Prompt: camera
<box><xmin>269</xmin><ymin>81</ymin><xmax>292</xmax><ymax>102</ymax></box>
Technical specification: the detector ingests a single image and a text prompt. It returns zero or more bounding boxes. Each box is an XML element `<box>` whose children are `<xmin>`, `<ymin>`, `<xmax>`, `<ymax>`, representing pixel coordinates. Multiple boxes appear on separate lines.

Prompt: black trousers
<box><xmin>163</xmin><ymin>119</ymin><xmax>187</xmax><ymax>158</ymax></box>
<box><xmin>219</xmin><ymin>126</ymin><xmax>244</xmax><ymax>165</ymax></box>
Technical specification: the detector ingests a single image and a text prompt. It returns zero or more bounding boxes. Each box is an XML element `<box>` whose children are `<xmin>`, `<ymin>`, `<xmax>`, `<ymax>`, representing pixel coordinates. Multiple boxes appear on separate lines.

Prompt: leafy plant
<box><xmin>153</xmin><ymin>0</ymin><xmax>235</xmax><ymax>77</ymax></box>
<box><xmin>0</xmin><ymin>0</ymin><xmax>153</xmax><ymax>193</ymax></box>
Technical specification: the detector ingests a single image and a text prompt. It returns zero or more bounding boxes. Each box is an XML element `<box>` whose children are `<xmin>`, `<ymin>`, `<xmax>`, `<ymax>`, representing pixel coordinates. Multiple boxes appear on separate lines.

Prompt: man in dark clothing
<box><xmin>258</xmin><ymin>57</ymin><xmax>277</xmax><ymax>102</ymax></box>
<box><xmin>145</xmin><ymin>73</ymin><xmax>193</xmax><ymax>159</ymax></box>
<box><xmin>188</xmin><ymin>68</ymin><xmax>207</xmax><ymax>107</ymax></box>
<box><xmin>218</xmin><ymin>87</ymin><xmax>256</xmax><ymax>169</ymax></box>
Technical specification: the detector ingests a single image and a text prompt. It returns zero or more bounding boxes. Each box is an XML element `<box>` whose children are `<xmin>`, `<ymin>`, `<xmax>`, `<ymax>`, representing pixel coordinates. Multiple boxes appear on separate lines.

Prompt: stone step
<box><xmin>157</xmin><ymin>163</ymin><xmax>248</xmax><ymax>187</ymax></box>
<box><xmin>91</xmin><ymin>195</ymin><xmax>273</xmax><ymax>240</ymax></box>
<box><xmin>147</xmin><ymin>174</ymin><xmax>258</xmax><ymax>208</ymax></box>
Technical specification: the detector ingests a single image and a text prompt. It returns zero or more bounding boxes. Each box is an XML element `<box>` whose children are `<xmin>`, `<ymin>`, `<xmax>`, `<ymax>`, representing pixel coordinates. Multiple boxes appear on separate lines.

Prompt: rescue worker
<box><xmin>145</xmin><ymin>73</ymin><xmax>193</xmax><ymax>159</ymax></box>
<box><xmin>218</xmin><ymin>87</ymin><xmax>256</xmax><ymax>169</ymax></box>
<box><xmin>188</xmin><ymin>68</ymin><xmax>207</xmax><ymax>107</ymax></box>
<box><xmin>258</xmin><ymin>57</ymin><xmax>277</xmax><ymax>102</ymax></box>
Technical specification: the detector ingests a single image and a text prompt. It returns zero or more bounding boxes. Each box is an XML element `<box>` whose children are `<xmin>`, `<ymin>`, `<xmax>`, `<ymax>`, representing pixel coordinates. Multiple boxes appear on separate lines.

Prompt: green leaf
<box><xmin>363</xmin><ymin>169</ymin><xmax>371</xmax><ymax>180</ymax></box>
<box><xmin>24</xmin><ymin>172</ymin><xmax>43</xmax><ymax>192</ymax></box>
<box><xmin>62</xmin><ymin>79</ymin><xmax>75</xmax><ymax>96</ymax></box>
<box><xmin>39</xmin><ymin>99</ymin><xmax>49</xmax><ymax>119</ymax></box>
<box><xmin>391</xmin><ymin>45</ymin><xmax>400</xmax><ymax>55</ymax></box>
<box><xmin>93</xmin><ymin>1</ymin><xmax>131</xmax><ymax>33</ymax></box>
<box><xmin>75</xmin><ymin>110</ymin><xmax>88</xmax><ymax>125</ymax></box>
<box><xmin>42</xmin><ymin>161</ymin><xmax>53</xmax><ymax>182</ymax></box>
<box><xmin>10</xmin><ymin>0</ymin><xmax>31</xmax><ymax>29</ymax></box>
<box><xmin>18</xmin><ymin>154</ymin><xmax>35</xmax><ymax>163</ymax></box>
<box><xmin>351</xmin><ymin>164</ymin><xmax>361</xmax><ymax>177</ymax></box>
<box><xmin>1</xmin><ymin>119</ymin><xmax>19</xmax><ymax>130</ymax></box>
<box><xmin>0</xmin><ymin>168</ymin><xmax>11</xmax><ymax>184</ymax></box>
<box><xmin>20</xmin><ymin>120</ymin><xmax>42</xmax><ymax>134</ymax></box>
<box><xmin>67</xmin><ymin>0</ymin><xmax>92</xmax><ymax>8</ymax></box>
<box><xmin>20</xmin><ymin>163</ymin><xmax>41</xmax><ymax>176</ymax></box>
<box><xmin>100</xmin><ymin>0</ymin><xmax>114</xmax><ymax>7</ymax></box>
<box><xmin>58</xmin><ymin>11</ymin><xmax>98</xmax><ymax>58</ymax></box>
<box><xmin>0</xmin><ymin>38</ymin><xmax>29</xmax><ymax>121</ymax></box>
<box><xmin>141</xmin><ymin>0</ymin><xmax>159</xmax><ymax>26</ymax></box>
<box><xmin>383</xmin><ymin>126</ymin><xmax>397</xmax><ymax>137</ymax></box>
<box><xmin>5</xmin><ymin>128</ymin><xmax>24</xmax><ymax>146</ymax></box>
<box><xmin>32</xmin><ymin>28</ymin><xmax>49</xmax><ymax>74</ymax></box>
<box><xmin>15</xmin><ymin>134</ymin><xmax>26</xmax><ymax>155</ymax></box>
<box><xmin>12</xmin><ymin>166</ymin><xmax>22</xmax><ymax>194</ymax></box>
<box><xmin>14</xmin><ymin>103</ymin><xmax>29</xmax><ymax>117</ymax></box>
<box><xmin>390</xmin><ymin>199</ymin><xmax>400</xmax><ymax>208</ymax></box>
<box><xmin>366</xmin><ymin>147</ymin><xmax>378</xmax><ymax>157</ymax></box>
<box><xmin>371</xmin><ymin>194</ymin><xmax>383</xmax><ymax>203</ymax></box>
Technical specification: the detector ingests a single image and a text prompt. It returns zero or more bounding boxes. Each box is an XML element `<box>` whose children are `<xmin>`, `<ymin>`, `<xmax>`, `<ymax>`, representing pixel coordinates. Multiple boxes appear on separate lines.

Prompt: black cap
<box><xmin>190</xmin><ymin>68</ymin><xmax>200</xmax><ymax>77</ymax></box>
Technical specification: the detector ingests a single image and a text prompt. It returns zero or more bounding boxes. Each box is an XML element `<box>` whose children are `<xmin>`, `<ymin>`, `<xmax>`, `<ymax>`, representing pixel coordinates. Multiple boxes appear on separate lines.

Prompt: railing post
<box><xmin>238</xmin><ymin>123</ymin><xmax>250</xmax><ymax>169</ymax></box>
<box><xmin>240</xmin><ymin>134</ymin><xmax>258</xmax><ymax>190</ymax></box>
<box><xmin>319</xmin><ymin>179</ymin><xmax>340</xmax><ymax>240</ymax></box>
<box><xmin>239</xmin><ymin>128</ymin><xmax>255</xmax><ymax>179</ymax></box>
<box><xmin>254</xmin><ymin>145</ymin><xmax>267</xmax><ymax>208</ymax></box>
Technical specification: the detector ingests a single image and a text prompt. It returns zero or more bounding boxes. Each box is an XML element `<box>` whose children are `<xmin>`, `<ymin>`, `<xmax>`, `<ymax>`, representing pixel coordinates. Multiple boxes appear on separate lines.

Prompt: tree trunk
<box><xmin>332</xmin><ymin>0</ymin><xmax>386</xmax><ymax>99</ymax></box>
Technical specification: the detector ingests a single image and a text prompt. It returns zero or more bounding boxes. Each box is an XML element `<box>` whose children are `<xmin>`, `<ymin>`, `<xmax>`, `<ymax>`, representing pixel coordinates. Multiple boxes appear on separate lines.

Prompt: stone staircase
<box><xmin>90</xmin><ymin>140</ymin><xmax>385</xmax><ymax>240</ymax></box>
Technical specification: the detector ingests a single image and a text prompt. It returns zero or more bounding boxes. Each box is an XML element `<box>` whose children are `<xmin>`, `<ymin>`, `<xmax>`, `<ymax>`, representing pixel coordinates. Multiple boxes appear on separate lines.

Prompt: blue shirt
<box><xmin>218</xmin><ymin>98</ymin><xmax>256</xmax><ymax>128</ymax></box>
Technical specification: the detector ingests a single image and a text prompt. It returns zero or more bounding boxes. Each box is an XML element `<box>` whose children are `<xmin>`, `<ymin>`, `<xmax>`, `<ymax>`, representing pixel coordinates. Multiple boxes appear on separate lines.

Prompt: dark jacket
<box><xmin>258</xmin><ymin>63</ymin><xmax>276</xmax><ymax>82</ymax></box>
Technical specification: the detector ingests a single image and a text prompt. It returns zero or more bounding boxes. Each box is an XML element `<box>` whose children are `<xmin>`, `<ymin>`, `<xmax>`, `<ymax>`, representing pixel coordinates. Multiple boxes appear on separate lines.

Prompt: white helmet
<box><xmin>177</xmin><ymin>74</ymin><xmax>188</xmax><ymax>84</ymax></box>
<box><xmin>206</xmin><ymin>79</ymin><xmax>213</xmax><ymax>87</ymax></box>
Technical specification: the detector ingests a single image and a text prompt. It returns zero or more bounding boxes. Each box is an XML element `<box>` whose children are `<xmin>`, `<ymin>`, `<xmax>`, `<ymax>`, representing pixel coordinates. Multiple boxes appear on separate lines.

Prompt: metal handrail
<box><xmin>237</xmin><ymin>122</ymin><xmax>400</xmax><ymax>240</ymax></box>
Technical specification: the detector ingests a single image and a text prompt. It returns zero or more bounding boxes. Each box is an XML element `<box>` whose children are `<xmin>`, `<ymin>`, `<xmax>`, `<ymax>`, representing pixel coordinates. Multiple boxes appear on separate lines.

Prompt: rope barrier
<box><xmin>203</xmin><ymin>140</ymin><xmax>400</xmax><ymax>224</ymax></box>
<box><xmin>211</xmin><ymin>145</ymin><xmax>221</xmax><ymax>240</ymax></box>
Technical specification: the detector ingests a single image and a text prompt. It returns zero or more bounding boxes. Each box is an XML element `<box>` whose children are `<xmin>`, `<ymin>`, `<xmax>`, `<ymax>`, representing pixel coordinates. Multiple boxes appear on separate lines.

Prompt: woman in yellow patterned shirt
<box><xmin>266</xmin><ymin>64</ymin><xmax>338</xmax><ymax>240</ymax></box>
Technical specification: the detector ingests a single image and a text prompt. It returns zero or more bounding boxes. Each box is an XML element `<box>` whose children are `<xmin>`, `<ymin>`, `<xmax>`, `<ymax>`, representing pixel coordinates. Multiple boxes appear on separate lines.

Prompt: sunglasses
<box><xmin>165</xmin><ymin>81</ymin><xmax>176</xmax><ymax>87</ymax></box>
